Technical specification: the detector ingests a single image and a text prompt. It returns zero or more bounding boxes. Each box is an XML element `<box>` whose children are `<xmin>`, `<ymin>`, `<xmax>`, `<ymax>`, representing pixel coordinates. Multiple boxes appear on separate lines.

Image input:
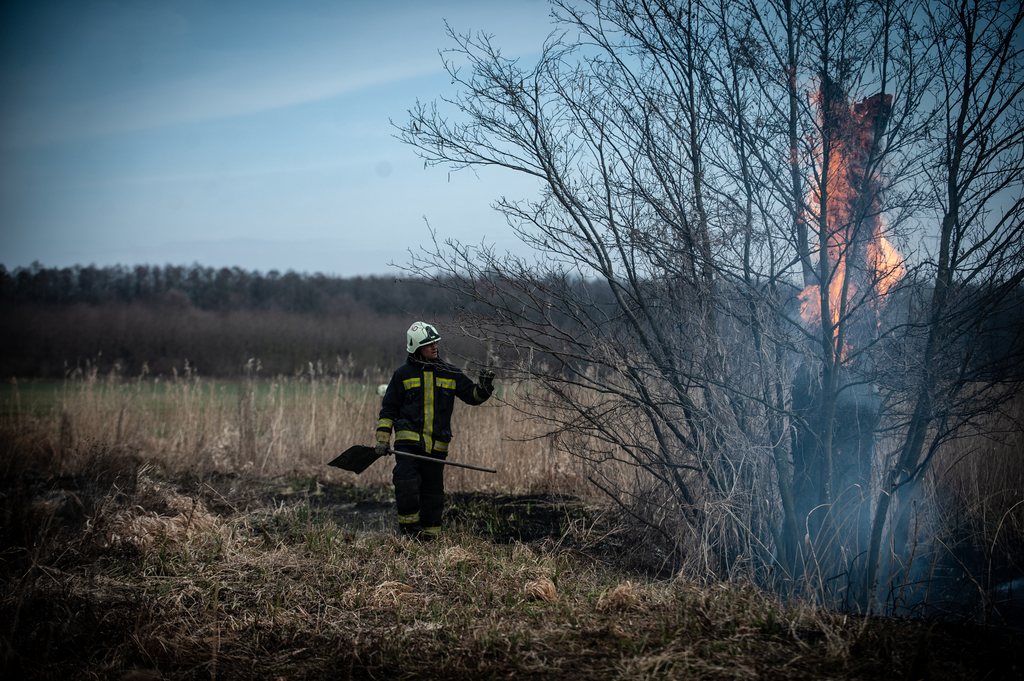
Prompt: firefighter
<box><xmin>375</xmin><ymin>321</ymin><xmax>495</xmax><ymax>538</ymax></box>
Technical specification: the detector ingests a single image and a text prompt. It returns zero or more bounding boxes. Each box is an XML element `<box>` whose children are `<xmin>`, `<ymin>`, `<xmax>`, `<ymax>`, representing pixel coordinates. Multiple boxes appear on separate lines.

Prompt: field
<box><xmin>0</xmin><ymin>368</ymin><xmax>585</xmax><ymax>494</ymax></box>
<box><xmin>1</xmin><ymin>374</ymin><xmax>1022</xmax><ymax>679</ymax></box>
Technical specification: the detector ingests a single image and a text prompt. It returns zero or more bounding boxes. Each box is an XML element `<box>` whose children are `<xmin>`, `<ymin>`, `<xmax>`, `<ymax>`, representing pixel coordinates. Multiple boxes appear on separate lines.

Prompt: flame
<box><xmin>867</xmin><ymin>232</ymin><xmax>905</xmax><ymax>296</ymax></box>
<box><xmin>798</xmin><ymin>82</ymin><xmax>905</xmax><ymax>361</ymax></box>
<box><xmin>799</xmin><ymin>260</ymin><xmax>850</xmax><ymax>331</ymax></box>
<box><xmin>798</xmin><ymin>284</ymin><xmax>821</xmax><ymax>323</ymax></box>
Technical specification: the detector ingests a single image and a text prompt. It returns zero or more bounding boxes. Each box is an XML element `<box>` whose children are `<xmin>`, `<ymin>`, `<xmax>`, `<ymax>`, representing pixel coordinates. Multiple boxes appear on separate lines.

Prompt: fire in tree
<box><xmin>799</xmin><ymin>79</ymin><xmax>906</xmax><ymax>356</ymax></box>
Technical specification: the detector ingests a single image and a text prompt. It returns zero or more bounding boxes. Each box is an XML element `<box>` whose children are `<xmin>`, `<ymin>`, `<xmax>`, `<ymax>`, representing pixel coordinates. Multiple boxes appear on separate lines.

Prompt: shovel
<box><xmin>327</xmin><ymin>445</ymin><xmax>497</xmax><ymax>475</ymax></box>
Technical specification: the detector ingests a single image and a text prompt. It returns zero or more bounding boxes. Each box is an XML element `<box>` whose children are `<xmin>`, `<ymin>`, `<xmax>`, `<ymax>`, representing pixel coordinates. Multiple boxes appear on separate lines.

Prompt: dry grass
<box><xmin>924</xmin><ymin>394</ymin><xmax>1024</xmax><ymax>596</ymax></box>
<box><xmin>1</xmin><ymin>368</ymin><xmax>590</xmax><ymax>494</ymax></box>
<box><xmin>2</xmin><ymin>372</ymin><xmax>1023</xmax><ymax>678</ymax></box>
<box><xmin>2</xmin><ymin>450</ymin><xmax>1019</xmax><ymax>680</ymax></box>
<box><xmin>523</xmin><ymin>576</ymin><xmax>558</xmax><ymax>602</ymax></box>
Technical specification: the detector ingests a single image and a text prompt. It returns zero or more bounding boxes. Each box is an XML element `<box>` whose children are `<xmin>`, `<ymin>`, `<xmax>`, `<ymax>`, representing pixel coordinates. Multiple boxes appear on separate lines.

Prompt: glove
<box><xmin>477</xmin><ymin>368</ymin><xmax>496</xmax><ymax>395</ymax></box>
<box><xmin>375</xmin><ymin>430</ymin><xmax>390</xmax><ymax>457</ymax></box>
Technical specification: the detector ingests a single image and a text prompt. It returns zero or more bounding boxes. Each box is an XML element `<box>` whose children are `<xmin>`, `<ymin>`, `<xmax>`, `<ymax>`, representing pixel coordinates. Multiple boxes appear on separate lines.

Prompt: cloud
<box><xmin>1</xmin><ymin>56</ymin><xmax>439</xmax><ymax>149</ymax></box>
<box><xmin>0</xmin><ymin>0</ymin><xmax>553</xmax><ymax>150</ymax></box>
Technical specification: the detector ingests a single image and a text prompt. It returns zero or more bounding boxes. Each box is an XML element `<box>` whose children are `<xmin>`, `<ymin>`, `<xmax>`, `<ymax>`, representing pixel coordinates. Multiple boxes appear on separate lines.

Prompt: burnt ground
<box><xmin>174</xmin><ymin>474</ymin><xmax>667</xmax><ymax>589</ymax></box>
<box><xmin>200</xmin><ymin>476</ymin><xmax>1024</xmax><ymax>621</ymax></box>
<box><xmin>195</xmin><ymin>474</ymin><xmax>629</xmax><ymax>558</ymax></box>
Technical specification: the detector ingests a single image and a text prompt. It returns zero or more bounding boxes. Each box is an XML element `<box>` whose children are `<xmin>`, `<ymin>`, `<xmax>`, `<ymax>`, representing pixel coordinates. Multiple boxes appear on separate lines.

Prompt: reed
<box><xmin>926</xmin><ymin>393</ymin><xmax>1024</xmax><ymax>595</ymax></box>
<box><xmin>0</xmin><ymin>365</ymin><xmax>589</xmax><ymax>495</ymax></box>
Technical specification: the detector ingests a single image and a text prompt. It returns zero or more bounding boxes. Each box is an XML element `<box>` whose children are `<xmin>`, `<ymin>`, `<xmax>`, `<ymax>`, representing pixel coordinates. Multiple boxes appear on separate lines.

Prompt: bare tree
<box><xmin>864</xmin><ymin>0</ymin><xmax>1024</xmax><ymax>610</ymax></box>
<box><xmin>397</xmin><ymin>0</ymin><xmax>1024</xmax><ymax>607</ymax></box>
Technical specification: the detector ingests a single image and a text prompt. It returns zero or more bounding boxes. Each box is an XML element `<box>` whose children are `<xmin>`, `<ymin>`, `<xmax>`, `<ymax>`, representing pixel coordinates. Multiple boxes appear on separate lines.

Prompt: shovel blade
<box><xmin>327</xmin><ymin>445</ymin><xmax>383</xmax><ymax>475</ymax></box>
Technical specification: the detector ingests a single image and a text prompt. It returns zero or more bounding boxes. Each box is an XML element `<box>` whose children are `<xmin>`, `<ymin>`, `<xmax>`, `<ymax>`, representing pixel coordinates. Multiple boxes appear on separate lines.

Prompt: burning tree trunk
<box><xmin>792</xmin><ymin>77</ymin><xmax>904</xmax><ymax>589</ymax></box>
<box><xmin>800</xmin><ymin>80</ymin><xmax>901</xmax><ymax>361</ymax></box>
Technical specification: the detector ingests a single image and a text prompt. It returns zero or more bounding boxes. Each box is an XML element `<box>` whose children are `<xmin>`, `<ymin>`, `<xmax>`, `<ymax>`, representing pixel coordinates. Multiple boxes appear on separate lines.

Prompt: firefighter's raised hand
<box><xmin>375</xmin><ymin>431</ymin><xmax>390</xmax><ymax>457</ymax></box>
<box><xmin>477</xmin><ymin>368</ymin><xmax>496</xmax><ymax>395</ymax></box>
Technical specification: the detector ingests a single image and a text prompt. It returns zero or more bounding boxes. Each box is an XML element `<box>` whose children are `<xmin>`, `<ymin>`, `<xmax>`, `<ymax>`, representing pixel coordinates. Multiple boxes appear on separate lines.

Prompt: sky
<box><xmin>0</xmin><ymin>0</ymin><xmax>554</xmax><ymax>277</ymax></box>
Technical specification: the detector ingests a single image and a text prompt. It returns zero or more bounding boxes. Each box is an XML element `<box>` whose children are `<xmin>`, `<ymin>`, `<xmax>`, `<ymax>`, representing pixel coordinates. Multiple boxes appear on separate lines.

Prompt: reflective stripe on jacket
<box><xmin>376</xmin><ymin>355</ymin><xmax>490</xmax><ymax>454</ymax></box>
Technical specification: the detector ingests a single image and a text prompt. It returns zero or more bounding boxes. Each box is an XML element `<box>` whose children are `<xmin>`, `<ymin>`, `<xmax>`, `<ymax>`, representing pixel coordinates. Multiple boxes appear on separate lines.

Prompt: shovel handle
<box><xmin>388</xmin><ymin>448</ymin><xmax>497</xmax><ymax>474</ymax></box>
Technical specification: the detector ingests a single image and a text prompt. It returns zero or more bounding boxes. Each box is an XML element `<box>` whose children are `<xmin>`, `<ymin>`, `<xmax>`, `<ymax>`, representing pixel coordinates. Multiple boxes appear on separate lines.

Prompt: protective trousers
<box><xmin>392</xmin><ymin>445</ymin><xmax>446</xmax><ymax>538</ymax></box>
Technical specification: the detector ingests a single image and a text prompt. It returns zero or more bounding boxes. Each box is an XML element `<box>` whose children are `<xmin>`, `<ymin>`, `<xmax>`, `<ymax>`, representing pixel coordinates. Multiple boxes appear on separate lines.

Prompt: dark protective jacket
<box><xmin>377</xmin><ymin>355</ymin><xmax>491</xmax><ymax>455</ymax></box>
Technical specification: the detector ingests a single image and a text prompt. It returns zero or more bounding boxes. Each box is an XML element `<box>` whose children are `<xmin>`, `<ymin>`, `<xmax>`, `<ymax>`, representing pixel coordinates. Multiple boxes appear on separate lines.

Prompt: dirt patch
<box><xmin>445</xmin><ymin>492</ymin><xmax>591</xmax><ymax>542</ymax></box>
<box><xmin>192</xmin><ymin>475</ymin><xmax>607</xmax><ymax>546</ymax></box>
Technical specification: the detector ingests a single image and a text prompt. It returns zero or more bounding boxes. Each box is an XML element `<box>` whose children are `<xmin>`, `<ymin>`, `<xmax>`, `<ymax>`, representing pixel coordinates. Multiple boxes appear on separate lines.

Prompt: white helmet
<box><xmin>406</xmin><ymin>321</ymin><xmax>441</xmax><ymax>354</ymax></box>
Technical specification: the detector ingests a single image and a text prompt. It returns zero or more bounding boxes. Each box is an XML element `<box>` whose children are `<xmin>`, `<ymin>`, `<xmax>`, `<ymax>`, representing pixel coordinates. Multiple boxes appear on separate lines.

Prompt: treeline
<box><xmin>0</xmin><ymin>262</ymin><xmax>455</xmax><ymax>316</ymax></box>
<box><xmin>5</xmin><ymin>262</ymin><xmax>1020</xmax><ymax>381</ymax></box>
<box><xmin>0</xmin><ymin>263</ymin><xmax>483</xmax><ymax>380</ymax></box>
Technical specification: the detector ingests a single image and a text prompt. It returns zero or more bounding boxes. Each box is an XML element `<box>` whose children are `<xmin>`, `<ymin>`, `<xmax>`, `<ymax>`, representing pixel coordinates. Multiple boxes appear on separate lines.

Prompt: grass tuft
<box><xmin>524</xmin><ymin>577</ymin><xmax>558</xmax><ymax>603</ymax></box>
